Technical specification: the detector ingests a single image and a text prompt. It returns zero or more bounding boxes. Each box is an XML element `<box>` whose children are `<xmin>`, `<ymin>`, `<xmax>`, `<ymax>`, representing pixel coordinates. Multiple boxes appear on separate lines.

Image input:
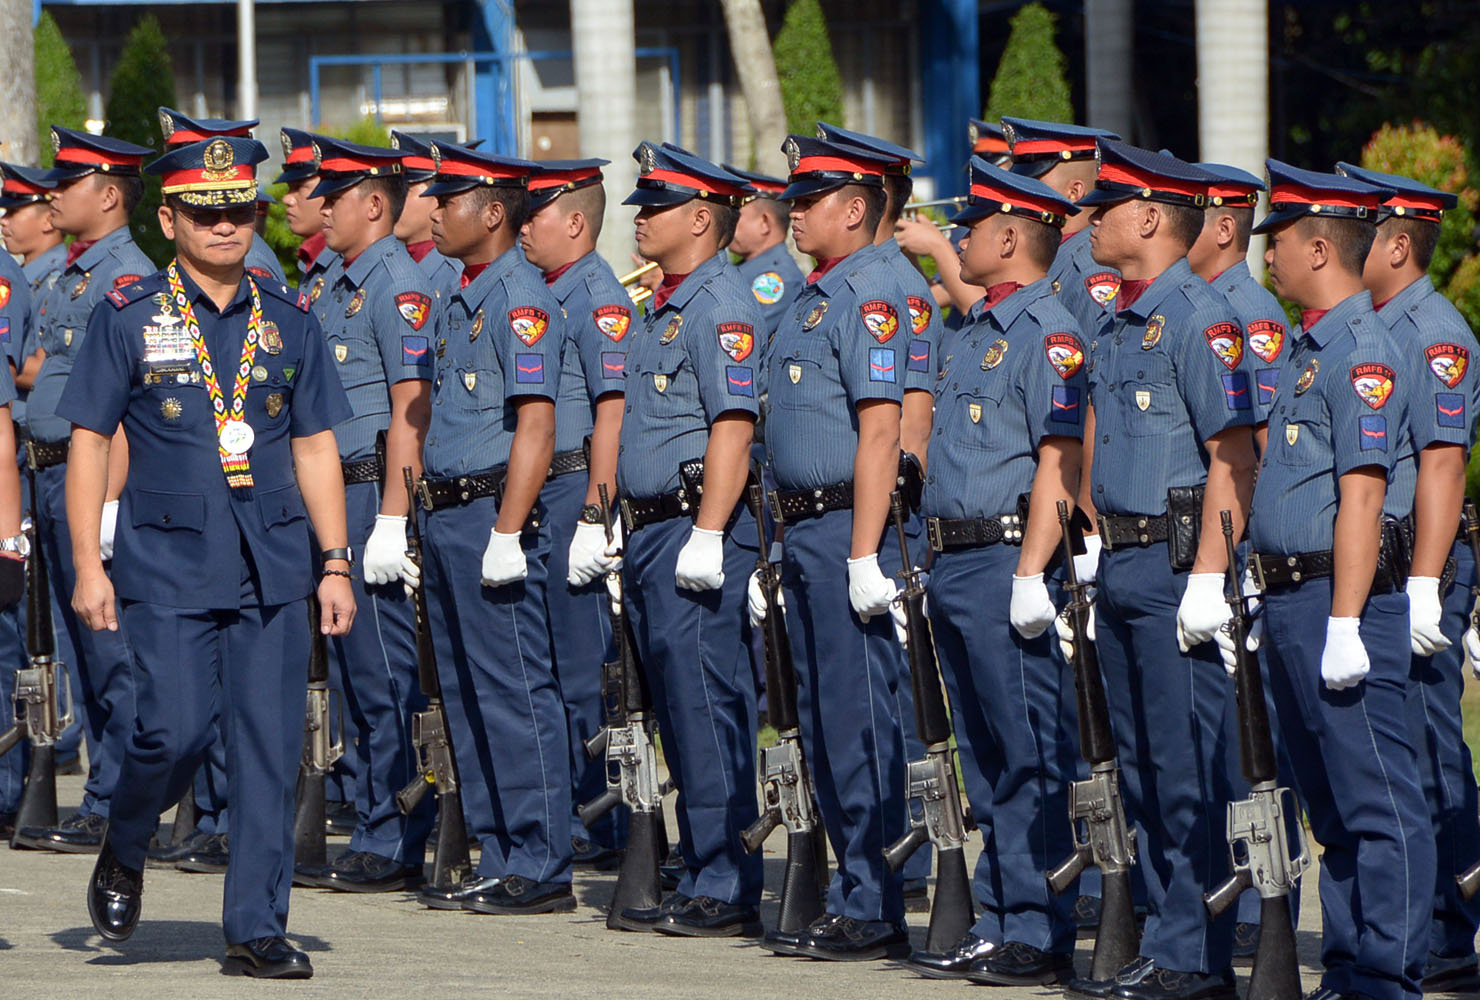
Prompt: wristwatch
<box><xmin>321</xmin><ymin>546</ymin><xmax>354</xmax><ymax>567</ymax></box>
<box><xmin>579</xmin><ymin>504</ymin><xmax>605</xmax><ymax>525</ymax></box>
<box><xmin>0</xmin><ymin>533</ymin><xmax>30</xmax><ymax>559</ymax></box>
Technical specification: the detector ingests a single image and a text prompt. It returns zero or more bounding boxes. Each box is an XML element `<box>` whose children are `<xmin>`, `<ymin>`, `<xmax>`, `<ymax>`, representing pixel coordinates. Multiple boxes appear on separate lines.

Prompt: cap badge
<box><xmin>202</xmin><ymin>139</ymin><xmax>236</xmax><ymax>180</ymax></box>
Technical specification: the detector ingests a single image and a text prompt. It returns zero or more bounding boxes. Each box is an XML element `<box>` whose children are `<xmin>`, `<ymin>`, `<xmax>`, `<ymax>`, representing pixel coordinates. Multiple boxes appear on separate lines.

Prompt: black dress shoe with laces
<box><xmin>1067</xmin><ymin>955</ymin><xmax>1156</xmax><ymax>998</ymax></box>
<box><xmin>419</xmin><ymin>875</ymin><xmax>499</xmax><ymax>910</ymax></box>
<box><xmin>224</xmin><ymin>936</ymin><xmax>313</xmax><ymax>979</ymax></box>
<box><xmin>614</xmin><ymin>892</ymin><xmax>690</xmax><ymax>932</ymax></box>
<box><xmin>147</xmin><ymin>830</ymin><xmax>208</xmax><ymax>869</ymax></box>
<box><xmin>88</xmin><ymin>837</ymin><xmax>142</xmax><ymax>942</ymax></box>
<box><xmin>324</xmin><ymin>801</ymin><xmax>356</xmax><ymax>837</ymax></box>
<box><xmin>659</xmin><ymin>852</ymin><xmax>686</xmax><ymax>892</ymax></box>
<box><xmin>176</xmin><ymin>833</ymin><xmax>229</xmax><ymax>874</ymax></box>
<box><xmin>763</xmin><ymin>912</ymin><xmax>839</xmax><ymax>956</ymax></box>
<box><xmin>905</xmin><ymin>931</ymin><xmax>996</xmax><ymax>979</ymax></box>
<box><xmin>15</xmin><ymin>811</ymin><xmax>107</xmax><ymax>853</ymax></box>
<box><xmin>1422</xmin><ymin>951</ymin><xmax>1480</xmax><ymax>994</ymax></box>
<box><xmin>0</xmin><ymin>810</ymin><xmax>16</xmax><ymax>841</ymax></box>
<box><xmin>1114</xmin><ymin>966</ymin><xmax>1237</xmax><ymax>1000</ymax></box>
<box><xmin>571</xmin><ymin>836</ymin><xmax>622</xmax><ymax>871</ymax></box>
<box><xmin>463</xmin><ymin>874</ymin><xmax>576</xmax><ymax>915</ymax></box>
<box><xmin>319</xmin><ymin>850</ymin><xmax>423</xmax><ymax>892</ymax></box>
<box><xmin>654</xmin><ymin>895</ymin><xmax>760</xmax><ymax>937</ymax></box>
<box><xmin>797</xmin><ymin>916</ymin><xmax>910</xmax><ymax>962</ymax></box>
<box><xmin>966</xmin><ymin>940</ymin><xmax>1075</xmax><ymax>985</ymax></box>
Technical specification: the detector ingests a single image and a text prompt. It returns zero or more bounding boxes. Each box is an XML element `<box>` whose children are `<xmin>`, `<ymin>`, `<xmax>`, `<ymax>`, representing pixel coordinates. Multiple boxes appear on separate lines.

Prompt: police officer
<box><xmin>157</xmin><ymin>107</ymin><xmax>287</xmax><ymax>285</ymax></box>
<box><xmin>1338</xmin><ymin>161</ymin><xmax>1480</xmax><ymax>994</ymax></box>
<box><xmin>295</xmin><ymin>137</ymin><xmax>436</xmax><ymax>891</ymax></box>
<box><xmin>64</xmin><ymin>135</ymin><xmax>354</xmax><ymax>978</ymax></box>
<box><xmin>1063</xmin><ymin>141</ymin><xmax>1255</xmax><ymax>1000</ymax></box>
<box><xmin>518</xmin><ymin>158</ymin><xmax>631</xmax><ymax>867</ymax></box>
<box><xmin>1234</xmin><ymin>161</ymin><xmax>1433</xmax><ymax>1000</ymax></box>
<box><xmin>401</xmin><ymin>141</ymin><xmax>574</xmax><ymax>914</ymax></box>
<box><xmin>278</xmin><ymin>128</ymin><xmax>342</xmax><ymax>304</ymax></box>
<box><xmin>750</xmin><ymin>134</ymin><xmax>912</xmax><ymax>960</ymax></box>
<box><xmin>902</xmin><ymin>160</ymin><xmax>1085</xmax><ymax>984</ymax></box>
<box><xmin>391</xmin><ymin>131</ymin><xmax>461</xmax><ymax>302</ymax></box>
<box><xmin>12</xmin><ymin>127</ymin><xmax>154</xmax><ymax>854</ymax></box>
<box><xmin>610</xmin><ymin>142</ymin><xmax>763</xmax><ymax>936</ymax></box>
<box><xmin>720</xmin><ymin>165</ymin><xmax>803</xmax><ymax>342</ymax></box>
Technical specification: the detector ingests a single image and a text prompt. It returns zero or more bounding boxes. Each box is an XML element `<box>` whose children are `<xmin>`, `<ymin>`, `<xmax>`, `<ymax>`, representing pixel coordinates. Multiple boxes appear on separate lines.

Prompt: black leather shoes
<box><xmin>905</xmin><ymin>931</ymin><xmax>996</xmax><ymax>979</ymax></box>
<box><xmin>764</xmin><ymin>913</ymin><xmax>838</xmax><ymax>956</ymax></box>
<box><xmin>1422</xmin><ymin>952</ymin><xmax>1480</xmax><ymax>993</ymax></box>
<box><xmin>572</xmin><ymin>836</ymin><xmax>622</xmax><ymax>871</ymax></box>
<box><xmin>419</xmin><ymin>875</ymin><xmax>499</xmax><ymax>910</ymax></box>
<box><xmin>15</xmin><ymin>811</ymin><xmax>107</xmax><ymax>853</ymax></box>
<box><xmin>88</xmin><ymin>837</ymin><xmax>142</xmax><ymax>942</ymax></box>
<box><xmin>176</xmin><ymin>833</ymin><xmax>229</xmax><ymax>874</ymax></box>
<box><xmin>614</xmin><ymin>892</ymin><xmax>690</xmax><ymax>932</ymax></box>
<box><xmin>967</xmin><ymin>940</ymin><xmax>1075</xmax><ymax>985</ymax></box>
<box><xmin>1067</xmin><ymin>955</ymin><xmax>1156</xmax><ymax>998</ymax></box>
<box><xmin>224</xmin><ymin>937</ymin><xmax>313</xmax><ymax>979</ymax></box>
<box><xmin>147</xmin><ymin>830</ymin><xmax>208</xmax><ymax>869</ymax></box>
<box><xmin>797</xmin><ymin>916</ymin><xmax>910</xmax><ymax>962</ymax></box>
<box><xmin>324</xmin><ymin>801</ymin><xmax>356</xmax><ymax>837</ymax></box>
<box><xmin>659</xmin><ymin>852</ymin><xmax>685</xmax><ymax>892</ymax></box>
<box><xmin>1114</xmin><ymin>966</ymin><xmax>1237</xmax><ymax>1000</ymax></box>
<box><xmin>318</xmin><ymin>851</ymin><xmax>423</xmax><ymax>893</ymax></box>
<box><xmin>462</xmin><ymin>874</ymin><xmax>576</xmax><ymax>915</ymax></box>
<box><xmin>0</xmin><ymin>810</ymin><xmax>16</xmax><ymax>841</ymax></box>
<box><xmin>654</xmin><ymin>895</ymin><xmax>760</xmax><ymax>937</ymax></box>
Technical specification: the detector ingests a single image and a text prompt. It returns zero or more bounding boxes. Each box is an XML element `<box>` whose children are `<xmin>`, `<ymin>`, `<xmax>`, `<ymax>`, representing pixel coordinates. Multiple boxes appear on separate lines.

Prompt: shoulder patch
<box><xmin>593</xmin><ymin>303</ymin><xmax>631</xmax><ymax>342</ymax></box>
<box><xmin>1424</xmin><ymin>342</ymin><xmax>1470</xmax><ymax>388</ymax></box>
<box><xmin>717</xmin><ymin>321</ymin><xmax>755</xmax><ymax>362</ymax></box>
<box><xmin>751</xmin><ymin>271</ymin><xmax>785</xmax><ymax>305</ymax></box>
<box><xmin>859</xmin><ymin>300</ymin><xmax>899</xmax><ymax>343</ymax></box>
<box><xmin>1085</xmin><ymin>272</ymin><xmax>1120</xmax><ymax>307</ymax></box>
<box><xmin>1044</xmin><ymin>333</ymin><xmax>1085</xmax><ymax>379</ymax></box>
<box><xmin>509</xmin><ymin>306</ymin><xmax>549</xmax><ymax>346</ymax></box>
<box><xmin>1203</xmin><ymin>321</ymin><xmax>1244</xmax><ymax>370</ymax></box>
<box><xmin>1246</xmin><ymin>319</ymin><xmax>1286</xmax><ymax>363</ymax></box>
<box><xmin>0</xmin><ymin>277</ymin><xmax>10</xmax><ymax>310</ymax></box>
<box><xmin>104</xmin><ymin>275</ymin><xmax>159</xmax><ymax>310</ymax></box>
<box><xmin>906</xmin><ymin>295</ymin><xmax>933</xmax><ymax>335</ymax></box>
<box><xmin>395</xmin><ymin>291</ymin><xmax>432</xmax><ymax>331</ymax></box>
<box><xmin>1350</xmin><ymin>362</ymin><xmax>1396</xmax><ymax>409</ymax></box>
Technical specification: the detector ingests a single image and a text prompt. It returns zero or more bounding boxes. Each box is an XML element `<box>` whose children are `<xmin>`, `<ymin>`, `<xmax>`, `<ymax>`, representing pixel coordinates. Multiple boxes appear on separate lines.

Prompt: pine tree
<box><xmin>103</xmin><ymin>16</ymin><xmax>176</xmax><ymax>266</ymax></box>
<box><xmin>983</xmin><ymin>2</ymin><xmax>1074</xmax><ymax>126</ymax></box>
<box><xmin>773</xmin><ymin>0</ymin><xmax>844</xmax><ymax>135</ymax></box>
<box><xmin>35</xmin><ymin>12</ymin><xmax>87</xmax><ymax>167</ymax></box>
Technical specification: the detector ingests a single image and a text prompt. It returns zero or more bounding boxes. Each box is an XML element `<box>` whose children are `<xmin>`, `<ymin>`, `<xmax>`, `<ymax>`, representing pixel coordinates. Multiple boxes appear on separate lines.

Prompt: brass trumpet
<box><xmin>901</xmin><ymin>196</ymin><xmax>964</xmax><ymax>232</ymax></box>
<box><xmin>620</xmin><ymin>260</ymin><xmax>659</xmax><ymax>305</ymax></box>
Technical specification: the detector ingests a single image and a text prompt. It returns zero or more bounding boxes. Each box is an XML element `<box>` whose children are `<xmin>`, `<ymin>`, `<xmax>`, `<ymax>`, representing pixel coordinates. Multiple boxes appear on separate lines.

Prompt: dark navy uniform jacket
<box><xmin>315</xmin><ymin>234</ymin><xmax>435</xmax><ymax>461</ymax></box>
<box><xmin>617</xmin><ymin>252</ymin><xmax>761</xmax><ymax>500</ymax></box>
<box><xmin>548</xmin><ymin>250</ymin><xmax>631</xmax><ymax>453</ymax></box>
<box><xmin>1207</xmin><ymin>260</ymin><xmax>1289</xmax><ymax>425</ymax></box>
<box><xmin>878</xmin><ymin>236</ymin><xmax>945</xmax><ymax>392</ymax></box>
<box><xmin>28</xmin><ymin>226</ymin><xmax>155</xmax><ymax>444</ymax></box>
<box><xmin>765</xmin><ymin>244</ymin><xmax>909</xmax><ymax>490</ymax></box>
<box><xmin>1050</xmin><ymin>228</ymin><xmax>1120</xmax><ymax>340</ymax></box>
<box><xmin>734</xmin><ymin>241</ymin><xmax>802</xmax><ymax>342</ymax></box>
<box><xmin>57</xmin><ymin>268</ymin><xmax>351</xmax><ymax>609</ymax></box>
<box><xmin>1087</xmin><ymin>257</ymin><xmax>1252</xmax><ymax>517</ymax></box>
<box><xmin>423</xmin><ymin>245</ymin><xmax>564</xmax><ymax>479</ymax></box>
<box><xmin>1249</xmin><ymin>291</ymin><xmax>1412</xmax><ymax>554</ymax></box>
<box><xmin>922</xmin><ymin>277</ymin><xmax>1087</xmax><ymax>519</ymax></box>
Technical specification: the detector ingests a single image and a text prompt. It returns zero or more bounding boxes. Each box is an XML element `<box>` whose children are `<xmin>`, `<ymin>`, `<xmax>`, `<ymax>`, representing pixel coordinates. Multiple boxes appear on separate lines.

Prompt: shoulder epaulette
<box><xmin>255</xmin><ymin>277</ymin><xmax>311</xmax><ymax>313</ymax></box>
<box><xmin>105</xmin><ymin>272</ymin><xmax>163</xmax><ymax>310</ymax></box>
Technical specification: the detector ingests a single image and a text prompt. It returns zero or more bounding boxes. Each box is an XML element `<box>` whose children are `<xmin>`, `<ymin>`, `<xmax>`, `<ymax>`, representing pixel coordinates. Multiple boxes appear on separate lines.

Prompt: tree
<box><xmin>35</xmin><ymin>12</ymin><xmax>87</xmax><ymax>167</ymax></box>
<box><xmin>983</xmin><ymin>2</ymin><xmax>1074</xmax><ymax>125</ymax></box>
<box><xmin>1361</xmin><ymin>123</ymin><xmax>1479</xmax><ymax>291</ymax></box>
<box><xmin>104</xmin><ymin>16</ymin><xmax>176</xmax><ymax>266</ymax></box>
<box><xmin>721</xmin><ymin>0</ymin><xmax>788</xmax><ymax>179</ymax></box>
<box><xmin>0</xmin><ymin>0</ymin><xmax>37</xmax><ymax>164</ymax></box>
<box><xmin>773</xmin><ymin>0</ymin><xmax>843</xmax><ymax>136</ymax></box>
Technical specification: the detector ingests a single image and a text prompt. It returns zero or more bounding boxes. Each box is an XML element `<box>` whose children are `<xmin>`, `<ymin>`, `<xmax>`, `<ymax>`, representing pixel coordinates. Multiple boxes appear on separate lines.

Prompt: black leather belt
<box><xmin>767</xmin><ymin>482</ymin><xmax>853</xmax><ymax>524</ymax></box>
<box><xmin>548</xmin><ymin>448</ymin><xmax>588</xmax><ymax>479</ymax></box>
<box><xmin>927</xmin><ymin>512</ymin><xmax>1025</xmax><ymax>552</ymax></box>
<box><xmin>26</xmin><ymin>439</ymin><xmax>68</xmax><ymax>470</ymax></box>
<box><xmin>341</xmin><ymin>456</ymin><xmax>384</xmax><ymax>486</ymax></box>
<box><xmin>1251</xmin><ymin>549</ymin><xmax>1401</xmax><ymax>594</ymax></box>
<box><xmin>416</xmin><ymin>467</ymin><xmax>506</xmax><ymax>512</ymax></box>
<box><xmin>620</xmin><ymin>489</ymin><xmax>698</xmax><ymax>532</ymax></box>
<box><xmin>1098</xmin><ymin>512</ymin><xmax>1170</xmax><ymax>549</ymax></box>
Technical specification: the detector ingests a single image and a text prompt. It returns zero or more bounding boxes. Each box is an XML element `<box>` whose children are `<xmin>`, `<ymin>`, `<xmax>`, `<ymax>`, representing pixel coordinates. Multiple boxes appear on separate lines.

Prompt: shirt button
<box><xmin>951</xmin><ymin>383</ymin><xmax>958</xmax><ymax>391</ymax></box>
<box><xmin>1136</xmin><ymin>371</ymin><xmax>1144</xmax><ymax>379</ymax></box>
<box><xmin>1102</xmin><ymin>435</ymin><xmax>1109</xmax><ymax>443</ymax></box>
<box><xmin>1097</xmin><ymin>485</ymin><xmax>1104</xmax><ymax>493</ymax></box>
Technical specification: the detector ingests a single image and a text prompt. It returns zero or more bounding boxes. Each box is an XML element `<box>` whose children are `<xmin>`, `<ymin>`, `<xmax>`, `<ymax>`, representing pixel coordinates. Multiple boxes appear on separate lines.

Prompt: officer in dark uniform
<box><xmin>750</xmin><ymin>134</ymin><xmax>913</xmax><ymax>960</ymax></box>
<box><xmin>64</xmin><ymin>135</ymin><xmax>354</xmax><ymax>978</ymax></box>
<box><xmin>391</xmin><ymin>131</ymin><xmax>462</xmax><ymax>302</ymax></box>
<box><xmin>720</xmin><ymin>165</ymin><xmax>803</xmax><ymax>342</ymax></box>
<box><xmin>611</xmin><ymin>142</ymin><xmax>764</xmax><ymax>936</ymax></box>
<box><xmin>296</xmin><ymin>137</ymin><xmax>436</xmax><ymax>891</ymax></box>
<box><xmin>517</xmin><ymin>157</ymin><xmax>631</xmax><ymax>866</ymax></box>
<box><xmin>1064</xmin><ymin>141</ymin><xmax>1256</xmax><ymax>1000</ymax></box>
<box><xmin>1240</xmin><ymin>161</ymin><xmax>1433</xmax><ymax>1000</ymax></box>
<box><xmin>1337</xmin><ymin>162</ymin><xmax>1480</xmax><ymax>994</ymax></box>
<box><xmin>902</xmin><ymin>159</ymin><xmax>1085</xmax><ymax>984</ymax></box>
<box><xmin>401</xmin><ymin>141</ymin><xmax>575</xmax><ymax>914</ymax></box>
<box><xmin>12</xmin><ymin>127</ymin><xmax>154</xmax><ymax>854</ymax></box>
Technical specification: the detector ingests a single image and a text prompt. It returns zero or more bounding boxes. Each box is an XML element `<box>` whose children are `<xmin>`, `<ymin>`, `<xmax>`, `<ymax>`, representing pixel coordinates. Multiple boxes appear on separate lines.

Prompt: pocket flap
<box><xmin>130</xmin><ymin>489</ymin><xmax>206</xmax><ymax>532</ymax></box>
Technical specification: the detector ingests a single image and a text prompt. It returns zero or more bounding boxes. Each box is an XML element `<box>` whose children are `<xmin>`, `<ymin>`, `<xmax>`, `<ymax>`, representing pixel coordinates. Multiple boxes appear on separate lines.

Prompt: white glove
<box><xmin>401</xmin><ymin>551</ymin><xmax>421</xmax><ymax>596</ymax></box>
<box><xmin>847</xmin><ymin>553</ymin><xmax>899</xmax><ymax>621</ymax></box>
<box><xmin>1212</xmin><ymin>609</ymin><xmax>1264</xmax><ymax>678</ymax></box>
<box><xmin>99</xmin><ymin>500</ymin><xmax>119</xmax><ymax>562</ymax></box>
<box><xmin>674</xmin><ymin>527</ymin><xmax>725</xmax><ymax>591</ymax></box>
<box><xmin>605</xmin><ymin>569</ymin><xmax>624</xmax><ymax>616</ymax></box>
<box><xmin>567</xmin><ymin>521</ymin><xmax>614</xmax><ymax>587</ymax></box>
<box><xmin>1073</xmin><ymin>534</ymin><xmax>1103</xmax><ymax>585</ymax></box>
<box><xmin>1176</xmin><ymin>573</ymin><xmax>1231</xmax><ymax>652</ymax></box>
<box><xmin>480</xmin><ymin>528</ymin><xmax>527</xmax><ymax>587</ymax></box>
<box><xmin>1010</xmin><ymin>574</ymin><xmax>1057</xmax><ymax>639</ymax></box>
<box><xmin>363</xmin><ymin>515</ymin><xmax>407</xmax><ymax>585</ymax></box>
<box><xmin>1321</xmin><ymin>616</ymin><xmax>1370</xmax><ymax>690</ymax></box>
<box><xmin>748</xmin><ymin>542</ymin><xmax>785</xmax><ymax>625</ymax></box>
<box><xmin>1464</xmin><ymin>623</ymin><xmax>1480</xmax><ymax>678</ymax></box>
<box><xmin>1055</xmin><ymin>599</ymin><xmax>1096</xmax><ymax>662</ymax></box>
<box><xmin>1406</xmin><ymin>576</ymin><xmax>1451</xmax><ymax>656</ymax></box>
<box><xmin>889</xmin><ymin>571</ymin><xmax>927</xmax><ymax>647</ymax></box>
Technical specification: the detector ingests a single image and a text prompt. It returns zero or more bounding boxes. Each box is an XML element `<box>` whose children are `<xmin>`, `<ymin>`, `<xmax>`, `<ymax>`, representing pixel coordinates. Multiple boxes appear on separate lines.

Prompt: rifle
<box><xmin>579</xmin><ymin>483</ymin><xmax>668</xmax><ymax>931</ymax></box>
<box><xmin>4</xmin><ymin>458</ymin><xmax>75</xmax><ymax>845</ymax></box>
<box><xmin>1202</xmin><ymin>510</ymin><xmax>1308</xmax><ymax>1000</ymax></box>
<box><xmin>1456</xmin><ymin>500</ymin><xmax>1480</xmax><ymax>902</ymax></box>
<box><xmin>291</xmin><ymin>591</ymin><xmax>343</xmax><ymax>870</ymax></box>
<box><xmin>738</xmin><ymin>466</ymin><xmax>827</xmax><ymax>933</ymax></box>
<box><xmin>1045</xmin><ymin>499</ymin><xmax>1140</xmax><ymax>980</ymax></box>
<box><xmin>882</xmin><ymin>489</ymin><xmax>973</xmax><ymax>954</ymax></box>
<box><xmin>395</xmin><ymin>466</ymin><xmax>473</xmax><ymax>898</ymax></box>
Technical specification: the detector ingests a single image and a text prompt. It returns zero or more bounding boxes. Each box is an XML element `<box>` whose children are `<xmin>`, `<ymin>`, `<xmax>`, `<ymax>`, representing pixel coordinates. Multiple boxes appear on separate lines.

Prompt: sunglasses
<box><xmin>173</xmin><ymin>203</ymin><xmax>258</xmax><ymax>228</ymax></box>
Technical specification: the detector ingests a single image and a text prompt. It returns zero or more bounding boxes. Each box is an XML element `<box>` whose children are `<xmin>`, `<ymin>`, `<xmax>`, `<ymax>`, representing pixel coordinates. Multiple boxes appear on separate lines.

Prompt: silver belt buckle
<box><xmin>1097</xmin><ymin>516</ymin><xmax>1114</xmax><ymax>551</ymax></box>
<box><xmin>416</xmin><ymin>478</ymin><xmax>435</xmax><ymax>512</ymax></box>
<box><xmin>926</xmin><ymin>517</ymin><xmax>944</xmax><ymax>552</ymax></box>
<box><xmin>1249</xmin><ymin>553</ymin><xmax>1269</xmax><ymax>593</ymax></box>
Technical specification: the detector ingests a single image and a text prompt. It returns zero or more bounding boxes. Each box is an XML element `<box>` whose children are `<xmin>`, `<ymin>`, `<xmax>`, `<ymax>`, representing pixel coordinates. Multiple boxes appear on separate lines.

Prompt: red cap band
<box><xmin>2</xmin><ymin>178</ymin><xmax>49</xmax><ymax>197</ymax></box>
<box><xmin>167</xmin><ymin>126</ymin><xmax>253</xmax><ymax>144</ymax></box>
<box><xmin>1011</xmin><ymin>138</ymin><xmax>1097</xmax><ymax>156</ymax></box>
<box><xmin>1386</xmin><ymin>192</ymin><xmax>1447</xmax><ymax>214</ymax></box>
<box><xmin>55</xmin><ymin>146</ymin><xmax>144</xmax><ymax>168</ymax></box>
<box><xmin>161</xmin><ymin>165</ymin><xmax>256</xmax><ymax>192</ymax></box>
<box><xmin>968</xmin><ymin>181</ymin><xmax>1065</xmax><ymax>217</ymax></box>
<box><xmin>435</xmin><ymin>157</ymin><xmax>528</xmax><ymax>182</ymax></box>
<box><xmin>1208</xmin><ymin>183</ymin><xmax>1260</xmax><ymax>204</ymax></box>
<box><xmin>529</xmin><ymin>166</ymin><xmax>604</xmax><ymax>193</ymax></box>
<box><xmin>643</xmin><ymin>168</ymin><xmax>747</xmax><ymax>198</ymax></box>
<box><xmin>319</xmin><ymin>155</ymin><xmax>401</xmax><ymax>175</ymax></box>
<box><xmin>285</xmin><ymin>145</ymin><xmax>315</xmax><ymax>165</ymax></box>
<box><xmin>1098</xmin><ymin>162</ymin><xmax>1208</xmax><ymax>200</ymax></box>
<box><xmin>791</xmin><ymin>153</ymin><xmax>887</xmax><ymax>179</ymax></box>
<box><xmin>973</xmin><ymin>136</ymin><xmax>1011</xmax><ymax>155</ymax></box>
<box><xmin>1269</xmin><ymin>182</ymin><xmax>1382</xmax><ymax>212</ymax></box>
<box><xmin>400</xmin><ymin>154</ymin><xmax>436</xmax><ymax>172</ymax></box>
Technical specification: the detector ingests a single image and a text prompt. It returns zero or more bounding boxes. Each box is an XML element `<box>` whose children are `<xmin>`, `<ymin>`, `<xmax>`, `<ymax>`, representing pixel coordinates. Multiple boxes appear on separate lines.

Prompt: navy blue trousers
<box><xmin>1095</xmin><ymin>545</ymin><xmax>1236</xmax><ymax>973</ymax></box>
<box><xmin>422</xmin><ymin>496</ymin><xmax>571</xmax><ymax>884</ymax></box>
<box><xmin>928</xmin><ymin>543</ymin><xmax>1078</xmax><ymax>951</ymax></box>
<box><xmin>1264</xmin><ymin>581</ymin><xmax>1434</xmax><ymax>1000</ymax></box>
<box><xmin>623</xmin><ymin>513</ymin><xmax>762</xmax><ymax>904</ymax></box>
<box><xmin>780</xmin><ymin>509</ymin><xmax>907</xmax><ymax>922</ymax></box>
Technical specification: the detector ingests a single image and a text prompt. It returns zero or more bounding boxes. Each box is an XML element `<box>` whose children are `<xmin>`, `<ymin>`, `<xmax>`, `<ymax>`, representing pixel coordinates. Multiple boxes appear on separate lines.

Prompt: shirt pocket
<box><xmin>1273</xmin><ymin>394</ymin><xmax>1330</xmax><ymax>468</ymax></box>
<box><xmin>953</xmin><ymin>383</ymin><xmax>1006</xmax><ymax>452</ymax></box>
<box><xmin>449</xmin><ymin>364</ymin><xmax>504</xmax><ymax>412</ymax></box>
<box><xmin>247</xmin><ymin>382</ymin><xmax>291</xmax><ymax>426</ymax></box>
<box><xmin>1119</xmin><ymin>351</ymin><xmax>1177</xmax><ymax>437</ymax></box>
<box><xmin>142</xmin><ymin>381</ymin><xmax>210</xmax><ymax>435</ymax></box>
<box><xmin>257</xmin><ymin>483</ymin><xmax>307</xmax><ymax>529</ymax></box>
<box><xmin>326</xmin><ymin>331</ymin><xmax>382</xmax><ymax>390</ymax></box>
<box><xmin>130</xmin><ymin>489</ymin><xmax>206</xmax><ymax>533</ymax></box>
<box><xmin>769</xmin><ymin>338</ymin><xmax>829</xmax><ymax>412</ymax></box>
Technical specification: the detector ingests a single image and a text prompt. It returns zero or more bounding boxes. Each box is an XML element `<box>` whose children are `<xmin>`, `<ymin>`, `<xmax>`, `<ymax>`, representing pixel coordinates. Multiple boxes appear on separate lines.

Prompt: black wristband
<box><xmin>321</xmin><ymin>546</ymin><xmax>353</xmax><ymax>567</ymax></box>
<box><xmin>322</xmin><ymin>568</ymin><xmax>352</xmax><ymax>580</ymax></box>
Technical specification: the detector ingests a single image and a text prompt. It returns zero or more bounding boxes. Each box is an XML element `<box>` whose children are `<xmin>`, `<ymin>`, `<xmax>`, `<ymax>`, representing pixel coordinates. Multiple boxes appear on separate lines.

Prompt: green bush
<box><xmin>35</xmin><ymin>12</ymin><xmax>86</xmax><ymax>167</ymax></box>
<box><xmin>773</xmin><ymin>0</ymin><xmax>844</xmax><ymax>135</ymax></box>
<box><xmin>983</xmin><ymin>2</ymin><xmax>1074</xmax><ymax>125</ymax></box>
<box><xmin>1361</xmin><ymin>123</ymin><xmax>1480</xmax><ymax>290</ymax></box>
<box><xmin>103</xmin><ymin>16</ymin><xmax>176</xmax><ymax>266</ymax></box>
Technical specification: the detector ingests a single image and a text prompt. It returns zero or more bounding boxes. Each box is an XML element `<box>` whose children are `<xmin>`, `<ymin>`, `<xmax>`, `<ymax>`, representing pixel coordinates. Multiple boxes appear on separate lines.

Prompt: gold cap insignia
<box><xmin>637</xmin><ymin>143</ymin><xmax>657</xmax><ymax>176</ymax></box>
<box><xmin>784</xmin><ymin>137</ymin><xmax>802</xmax><ymax>172</ymax></box>
<box><xmin>280</xmin><ymin>132</ymin><xmax>294</xmax><ymax>160</ymax></box>
<box><xmin>158</xmin><ymin>109</ymin><xmax>175</xmax><ymax>140</ymax></box>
